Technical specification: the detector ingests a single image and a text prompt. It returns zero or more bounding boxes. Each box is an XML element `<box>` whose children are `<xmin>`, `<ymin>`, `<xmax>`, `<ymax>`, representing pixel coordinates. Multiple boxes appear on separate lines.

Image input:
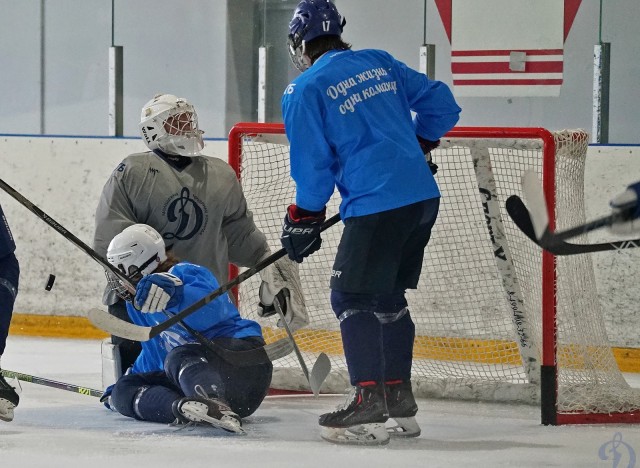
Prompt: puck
<box><xmin>45</xmin><ymin>274</ymin><xmax>56</xmax><ymax>291</ymax></box>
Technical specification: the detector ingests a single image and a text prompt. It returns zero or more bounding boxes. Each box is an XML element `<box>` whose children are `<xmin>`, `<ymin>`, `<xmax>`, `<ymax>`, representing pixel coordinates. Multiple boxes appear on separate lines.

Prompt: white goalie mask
<box><xmin>139</xmin><ymin>94</ymin><xmax>205</xmax><ymax>156</ymax></box>
<box><xmin>106</xmin><ymin>224</ymin><xmax>167</xmax><ymax>301</ymax></box>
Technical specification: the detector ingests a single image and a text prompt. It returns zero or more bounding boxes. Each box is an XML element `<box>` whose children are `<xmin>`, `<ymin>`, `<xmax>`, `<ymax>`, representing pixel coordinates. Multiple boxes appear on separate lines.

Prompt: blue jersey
<box><xmin>0</xmin><ymin>204</ymin><xmax>16</xmax><ymax>259</ymax></box>
<box><xmin>282</xmin><ymin>48</ymin><xmax>461</xmax><ymax>219</ymax></box>
<box><xmin>128</xmin><ymin>262</ymin><xmax>262</xmax><ymax>374</ymax></box>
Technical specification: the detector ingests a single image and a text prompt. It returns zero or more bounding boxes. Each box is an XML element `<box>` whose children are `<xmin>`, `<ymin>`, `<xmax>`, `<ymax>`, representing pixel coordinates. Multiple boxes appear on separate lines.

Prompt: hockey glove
<box><xmin>258</xmin><ymin>255</ymin><xmax>308</xmax><ymax>331</ymax></box>
<box><xmin>134</xmin><ymin>272</ymin><xmax>184</xmax><ymax>313</ymax></box>
<box><xmin>281</xmin><ymin>204</ymin><xmax>326</xmax><ymax>263</ymax></box>
<box><xmin>417</xmin><ymin>135</ymin><xmax>440</xmax><ymax>175</ymax></box>
<box><xmin>100</xmin><ymin>384</ymin><xmax>116</xmax><ymax>412</ymax></box>
<box><xmin>609</xmin><ymin>181</ymin><xmax>640</xmax><ymax>235</ymax></box>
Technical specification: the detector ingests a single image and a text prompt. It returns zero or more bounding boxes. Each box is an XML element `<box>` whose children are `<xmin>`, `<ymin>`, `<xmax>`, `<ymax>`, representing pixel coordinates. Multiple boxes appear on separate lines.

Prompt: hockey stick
<box><xmin>160</xmin><ymin>308</ymin><xmax>293</xmax><ymax>367</ymax></box>
<box><xmin>89</xmin><ymin>213</ymin><xmax>342</xmax><ymax>342</ymax></box>
<box><xmin>506</xmin><ymin>195</ymin><xmax>640</xmax><ymax>255</ymax></box>
<box><xmin>273</xmin><ymin>298</ymin><xmax>331</xmax><ymax>396</ymax></box>
<box><xmin>0</xmin><ymin>177</ymin><xmax>132</xmax><ymax>287</ymax></box>
<box><xmin>0</xmin><ymin>177</ymin><xmax>293</xmax><ymax>365</ymax></box>
<box><xmin>1</xmin><ymin>369</ymin><xmax>103</xmax><ymax>398</ymax></box>
<box><xmin>505</xmin><ymin>173</ymin><xmax>640</xmax><ymax>255</ymax></box>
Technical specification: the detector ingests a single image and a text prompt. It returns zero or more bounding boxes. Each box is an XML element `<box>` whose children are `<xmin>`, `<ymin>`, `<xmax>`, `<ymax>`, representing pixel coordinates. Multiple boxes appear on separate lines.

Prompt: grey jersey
<box><xmin>94</xmin><ymin>151</ymin><xmax>269</xmax><ymax>302</ymax></box>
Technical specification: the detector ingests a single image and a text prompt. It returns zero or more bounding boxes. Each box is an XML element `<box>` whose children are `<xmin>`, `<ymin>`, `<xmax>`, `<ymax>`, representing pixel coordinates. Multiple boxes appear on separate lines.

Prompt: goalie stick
<box><xmin>1</xmin><ymin>369</ymin><xmax>103</xmax><ymax>398</ymax></box>
<box><xmin>0</xmin><ymin>177</ymin><xmax>294</xmax><ymax>366</ymax></box>
<box><xmin>88</xmin><ymin>212</ymin><xmax>342</xmax><ymax>342</ymax></box>
<box><xmin>273</xmin><ymin>298</ymin><xmax>331</xmax><ymax>396</ymax></box>
<box><xmin>505</xmin><ymin>171</ymin><xmax>640</xmax><ymax>255</ymax></box>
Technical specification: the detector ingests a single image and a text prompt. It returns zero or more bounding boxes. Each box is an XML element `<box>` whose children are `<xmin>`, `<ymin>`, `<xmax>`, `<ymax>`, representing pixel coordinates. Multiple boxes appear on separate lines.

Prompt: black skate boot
<box><xmin>385</xmin><ymin>379</ymin><xmax>421</xmax><ymax>437</ymax></box>
<box><xmin>319</xmin><ymin>381</ymin><xmax>389</xmax><ymax>445</ymax></box>
<box><xmin>172</xmin><ymin>394</ymin><xmax>244</xmax><ymax>435</ymax></box>
<box><xmin>0</xmin><ymin>370</ymin><xmax>19</xmax><ymax>422</ymax></box>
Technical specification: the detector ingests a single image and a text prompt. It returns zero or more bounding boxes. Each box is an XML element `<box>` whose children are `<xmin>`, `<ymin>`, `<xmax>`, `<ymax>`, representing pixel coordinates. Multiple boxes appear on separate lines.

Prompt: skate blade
<box><xmin>0</xmin><ymin>399</ymin><xmax>16</xmax><ymax>422</ymax></box>
<box><xmin>321</xmin><ymin>423</ymin><xmax>390</xmax><ymax>446</ymax></box>
<box><xmin>386</xmin><ymin>417</ymin><xmax>421</xmax><ymax>437</ymax></box>
<box><xmin>181</xmin><ymin>404</ymin><xmax>245</xmax><ymax>435</ymax></box>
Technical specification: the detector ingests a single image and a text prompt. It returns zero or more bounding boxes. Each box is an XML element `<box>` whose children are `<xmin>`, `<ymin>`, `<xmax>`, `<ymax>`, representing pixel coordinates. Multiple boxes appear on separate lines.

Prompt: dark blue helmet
<box><xmin>288</xmin><ymin>0</ymin><xmax>346</xmax><ymax>72</ymax></box>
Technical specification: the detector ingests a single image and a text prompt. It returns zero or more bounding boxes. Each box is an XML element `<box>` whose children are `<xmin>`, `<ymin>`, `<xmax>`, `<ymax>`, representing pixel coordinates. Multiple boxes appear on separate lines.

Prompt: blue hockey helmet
<box><xmin>288</xmin><ymin>0</ymin><xmax>346</xmax><ymax>72</ymax></box>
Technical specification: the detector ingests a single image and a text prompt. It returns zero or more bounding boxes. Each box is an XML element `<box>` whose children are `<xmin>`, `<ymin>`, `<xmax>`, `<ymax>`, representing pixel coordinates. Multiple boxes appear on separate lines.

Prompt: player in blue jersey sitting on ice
<box><xmin>280</xmin><ymin>0</ymin><xmax>461</xmax><ymax>445</ymax></box>
<box><xmin>102</xmin><ymin>224</ymin><xmax>272</xmax><ymax>434</ymax></box>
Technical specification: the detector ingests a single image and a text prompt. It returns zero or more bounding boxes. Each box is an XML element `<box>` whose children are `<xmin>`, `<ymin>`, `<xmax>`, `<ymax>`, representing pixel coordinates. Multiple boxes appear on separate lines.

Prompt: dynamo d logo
<box><xmin>163</xmin><ymin>187</ymin><xmax>207</xmax><ymax>241</ymax></box>
<box><xmin>599</xmin><ymin>432</ymin><xmax>636</xmax><ymax>468</ymax></box>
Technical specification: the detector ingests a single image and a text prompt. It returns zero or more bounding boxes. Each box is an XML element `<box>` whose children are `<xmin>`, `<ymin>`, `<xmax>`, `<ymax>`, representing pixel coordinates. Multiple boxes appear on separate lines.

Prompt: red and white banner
<box><xmin>435</xmin><ymin>0</ymin><xmax>582</xmax><ymax>97</ymax></box>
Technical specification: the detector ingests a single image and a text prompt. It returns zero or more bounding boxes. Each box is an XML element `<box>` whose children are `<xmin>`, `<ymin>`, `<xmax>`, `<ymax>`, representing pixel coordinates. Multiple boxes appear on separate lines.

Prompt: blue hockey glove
<box><xmin>417</xmin><ymin>135</ymin><xmax>440</xmax><ymax>174</ymax></box>
<box><xmin>100</xmin><ymin>384</ymin><xmax>116</xmax><ymax>411</ymax></box>
<box><xmin>281</xmin><ymin>204</ymin><xmax>326</xmax><ymax>263</ymax></box>
<box><xmin>134</xmin><ymin>272</ymin><xmax>184</xmax><ymax>312</ymax></box>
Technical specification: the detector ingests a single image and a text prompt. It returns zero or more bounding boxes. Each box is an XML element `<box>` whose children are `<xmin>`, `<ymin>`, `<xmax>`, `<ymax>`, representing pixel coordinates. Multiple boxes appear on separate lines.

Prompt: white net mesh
<box><xmin>229</xmin><ymin>124</ymin><xmax>640</xmax><ymax>418</ymax></box>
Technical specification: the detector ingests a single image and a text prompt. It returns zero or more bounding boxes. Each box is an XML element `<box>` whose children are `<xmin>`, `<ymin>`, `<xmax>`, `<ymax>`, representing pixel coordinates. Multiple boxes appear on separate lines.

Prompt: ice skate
<box><xmin>319</xmin><ymin>381</ymin><xmax>390</xmax><ymax>446</ymax></box>
<box><xmin>385</xmin><ymin>380</ymin><xmax>421</xmax><ymax>437</ymax></box>
<box><xmin>173</xmin><ymin>395</ymin><xmax>244</xmax><ymax>435</ymax></box>
<box><xmin>0</xmin><ymin>371</ymin><xmax>19</xmax><ymax>422</ymax></box>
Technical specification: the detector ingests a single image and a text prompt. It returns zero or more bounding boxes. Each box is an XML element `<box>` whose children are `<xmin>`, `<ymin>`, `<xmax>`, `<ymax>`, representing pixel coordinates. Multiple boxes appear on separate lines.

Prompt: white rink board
<box><xmin>0</xmin><ymin>135</ymin><xmax>639</xmax><ymax>347</ymax></box>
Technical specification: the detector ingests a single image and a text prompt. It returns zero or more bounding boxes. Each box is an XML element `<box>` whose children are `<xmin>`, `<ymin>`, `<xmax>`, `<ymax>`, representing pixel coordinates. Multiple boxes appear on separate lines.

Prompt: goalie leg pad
<box><xmin>101</xmin><ymin>337</ymin><xmax>123</xmax><ymax>389</ymax></box>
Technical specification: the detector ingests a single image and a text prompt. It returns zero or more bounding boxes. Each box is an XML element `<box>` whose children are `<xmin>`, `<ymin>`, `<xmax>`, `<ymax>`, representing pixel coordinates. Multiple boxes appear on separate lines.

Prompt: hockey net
<box><xmin>228</xmin><ymin>123</ymin><xmax>640</xmax><ymax>425</ymax></box>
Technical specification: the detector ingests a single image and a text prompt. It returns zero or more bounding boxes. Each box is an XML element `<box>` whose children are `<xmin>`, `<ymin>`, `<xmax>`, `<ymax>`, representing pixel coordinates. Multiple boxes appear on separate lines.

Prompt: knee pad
<box><xmin>164</xmin><ymin>345</ymin><xmax>208</xmax><ymax>383</ymax></box>
<box><xmin>0</xmin><ymin>278</ymin><xmax>17</xmax><ymax>302</ymax></box>
<box><xmin>330</xmin><ymin>290</ymin><xmax>376</xmax><ymax>321</ymax></box>
<box><xmin>375</xmin><ymin>307</ymin><xmax>409</xmax><ymax>324</ymax></box>
<box><xmin>331</xmin><ymin>290</ymin><xmax>409</xmax><ymax>323</ymax></box>
<box><xmin>0</xmin><ymin>253</ymin><xmax>19</xmax><ymax>296</ymax></box>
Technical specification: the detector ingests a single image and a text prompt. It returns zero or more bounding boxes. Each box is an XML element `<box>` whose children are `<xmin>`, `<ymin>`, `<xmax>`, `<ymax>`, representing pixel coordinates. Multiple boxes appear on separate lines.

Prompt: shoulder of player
<box><xmin>169</xmin><ymin>261</ymin><xmax>218</xmax><ymax>286</ymax></box>
<box><xmin>111</xmin><ymin>151</ymin><xmax>156</xmax><ymax>174</ymax></box>
<box><xmin>198</xmin><ymin>155</ymin><xmax>238</xmax><ymax>178</ymax></box>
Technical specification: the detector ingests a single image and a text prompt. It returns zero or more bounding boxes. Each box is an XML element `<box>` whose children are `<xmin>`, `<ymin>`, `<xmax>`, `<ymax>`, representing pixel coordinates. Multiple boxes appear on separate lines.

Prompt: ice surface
<box><xmin>2</xmin><ymin>336</ymin><xmax>639</xmax><ymax>468</ymax></box>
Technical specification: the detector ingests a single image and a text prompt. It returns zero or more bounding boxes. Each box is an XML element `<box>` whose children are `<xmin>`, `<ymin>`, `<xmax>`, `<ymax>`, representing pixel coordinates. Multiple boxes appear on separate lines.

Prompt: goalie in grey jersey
<box><xmin>93</xmin><ymin>93</ymin><xmax>307</xmax><ymax>386</ymax></box>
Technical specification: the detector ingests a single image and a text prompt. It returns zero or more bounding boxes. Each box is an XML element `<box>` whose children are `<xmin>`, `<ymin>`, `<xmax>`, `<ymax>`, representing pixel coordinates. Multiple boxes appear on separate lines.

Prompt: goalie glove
<box><xmin>134</xmin><ymin>272</ymin><xmax>184</xmax><ymax>313</ymax></box>
<box><xmin>609</xmin><ymin>181</ymin><xmax>640</xmax><ymax>235</ymax></box>
<box><xmin>417</xmin><ymin>135</ymin><xmax>440</xmax><ymax>175</ymax></box>
<box><xmin>258</xmin><ymin>255</ymin><xmax>308</xmax><ymax>332</ymax></box>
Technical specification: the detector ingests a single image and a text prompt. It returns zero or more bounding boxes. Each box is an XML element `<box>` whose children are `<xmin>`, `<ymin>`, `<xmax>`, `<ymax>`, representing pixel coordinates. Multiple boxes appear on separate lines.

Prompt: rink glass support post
<box><xmin>419</xmin><ymin>44</ymin><xmax>436</xmax><ymax>80</ymax></box>
<box><xmin>109</xmin><ymin>45</ymin><xmax>123</xmax><ymax>137</ymax></box>
<box><xmin>258</xmin><ymin>46</ymin><xmax>268</xmax><ymax>123</ymax></box>
<box><xmin>592</xmin><ymin>42</ymin><xmax>610</xmax><ymax>144</ymax></box>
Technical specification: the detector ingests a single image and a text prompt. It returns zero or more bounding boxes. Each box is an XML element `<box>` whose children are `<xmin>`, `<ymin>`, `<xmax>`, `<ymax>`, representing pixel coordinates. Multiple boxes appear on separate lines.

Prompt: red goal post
<box><xmin>228</xmin><ymin>122</ymin><xmax>640</xmax><ymax>426</ymax></box>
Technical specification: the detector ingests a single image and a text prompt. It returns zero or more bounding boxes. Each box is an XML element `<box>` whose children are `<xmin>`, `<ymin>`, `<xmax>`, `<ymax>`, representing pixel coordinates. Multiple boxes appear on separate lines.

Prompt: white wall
<box><xmin>1</xmin><ymin>135</ymin><xmax>639</xmax><ymax>347</ymax></box>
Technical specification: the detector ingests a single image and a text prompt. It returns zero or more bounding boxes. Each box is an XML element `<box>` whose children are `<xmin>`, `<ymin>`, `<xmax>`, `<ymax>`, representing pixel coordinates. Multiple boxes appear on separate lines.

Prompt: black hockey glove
<box><xmin>417</xmin><ymin>135</ymin><xmax>440</xmax><ymax>175</ymax></box>
<box><xmin>280</xmin><ymin>204</ymin><xmax>326</xmax><ymax>263</ymax></box>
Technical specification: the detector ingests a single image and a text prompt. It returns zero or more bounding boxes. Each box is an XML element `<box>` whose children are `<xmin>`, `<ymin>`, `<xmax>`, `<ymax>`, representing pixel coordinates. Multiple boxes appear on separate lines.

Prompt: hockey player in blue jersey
<box><xmin>280</xmin><ymin>0</ymin><xmax>461</xmax><ymax>445</ymax></box>
<box><xmin>102</xmin><ymin>224</ymin><xmax>272</xmax><ymax>434</ymax></box>
<box><xmin>0</xmin><ymin>203</ymin><xmax>20</xmax><ymax>422</ymax></box>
